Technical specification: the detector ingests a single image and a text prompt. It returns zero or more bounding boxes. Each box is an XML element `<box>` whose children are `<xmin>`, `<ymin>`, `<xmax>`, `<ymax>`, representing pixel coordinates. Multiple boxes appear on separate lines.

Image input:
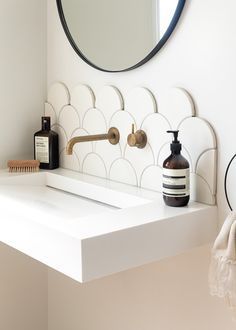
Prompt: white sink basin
<box><xmin>0</xmin><ymin>181</ymin><xmax>118</xmax><ymax>221</ymax></box>
<box><xmin>0</xmin><ymin>170</ymin><xmax>149</xmax><ymax>228</ymax></box>
<box><xmin>0</xmin><ymin>168</ymin><xmax>217</xmax><ymax>282</ymax></box>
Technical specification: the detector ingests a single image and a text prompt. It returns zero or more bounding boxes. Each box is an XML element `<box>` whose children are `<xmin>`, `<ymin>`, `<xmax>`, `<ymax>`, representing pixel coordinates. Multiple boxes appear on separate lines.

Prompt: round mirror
<box><xmin>57</xmin><ymin>0</ymin><xmax>186</xmax><ymax>72</ymax></box>
<box><xmin>224</xmin><ymin>154</ymin><xmax>236</xmax><ymax>211</ymax></box>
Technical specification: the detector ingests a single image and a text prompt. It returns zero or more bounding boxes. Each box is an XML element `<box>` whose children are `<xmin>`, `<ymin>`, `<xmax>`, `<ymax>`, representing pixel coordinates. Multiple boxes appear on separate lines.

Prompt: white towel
<box><xmin>209</xmin><ymin>211</ymin><xmax>236</xmax><ymax>312</ymax></box>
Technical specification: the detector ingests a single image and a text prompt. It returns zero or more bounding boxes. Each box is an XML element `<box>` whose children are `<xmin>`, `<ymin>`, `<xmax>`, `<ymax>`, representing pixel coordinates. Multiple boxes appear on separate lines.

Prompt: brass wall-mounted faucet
<box><xmin>66</xmin><ymin>127</ymin><xmax>120</xmax><ymax>155</ymax></box>
<box><xmin>127</xmin><ymin>124</ymin><xmax>147</xmax><ymax>149</ymax></box>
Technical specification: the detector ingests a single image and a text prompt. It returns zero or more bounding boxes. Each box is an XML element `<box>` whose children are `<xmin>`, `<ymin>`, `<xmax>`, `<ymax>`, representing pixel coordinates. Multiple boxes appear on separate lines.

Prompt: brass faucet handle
<box><xmin>127</xmin><ymin>124</ymin><xmax>147</xmax><ymax>149</ymax></box>
<box><xmin>108</xmin><ymin>127</ymin><xmax>120</xmax><ymax>145</ymax></box>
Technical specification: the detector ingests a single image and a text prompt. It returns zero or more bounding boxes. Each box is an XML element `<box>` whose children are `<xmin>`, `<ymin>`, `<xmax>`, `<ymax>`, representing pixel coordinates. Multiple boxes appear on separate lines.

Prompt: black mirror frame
<box><xmin>56</xmin><ymin>0</ymin><xmax>186</xmax><ymax>73</ymax></box>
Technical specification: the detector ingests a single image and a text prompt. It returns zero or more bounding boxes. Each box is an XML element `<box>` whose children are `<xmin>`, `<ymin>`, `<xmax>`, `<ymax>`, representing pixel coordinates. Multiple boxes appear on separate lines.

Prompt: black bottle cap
<box><xmin>42</xmin><ymin>116</ymin><xmax>51</xmax><ymax>131</ymax></box>
<box><xmin>167</xmin><ymin>130</ymin><xmax>181</xmax><ymax>153</ymax></box>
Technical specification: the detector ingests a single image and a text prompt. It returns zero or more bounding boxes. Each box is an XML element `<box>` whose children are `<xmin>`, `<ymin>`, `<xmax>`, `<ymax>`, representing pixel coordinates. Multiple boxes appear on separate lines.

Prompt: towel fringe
<box><xmin>209</xmin><ymin>255</ymin><xmax>236</xmax><ymax>308</ymax></box>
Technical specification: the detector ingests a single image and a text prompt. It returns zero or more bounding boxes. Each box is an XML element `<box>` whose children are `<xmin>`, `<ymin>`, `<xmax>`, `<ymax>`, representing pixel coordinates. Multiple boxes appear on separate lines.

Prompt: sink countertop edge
<box><xmin>0</xmin><ymin>168</ymin><xmax>218</xmax><ymax>282</ymax></box>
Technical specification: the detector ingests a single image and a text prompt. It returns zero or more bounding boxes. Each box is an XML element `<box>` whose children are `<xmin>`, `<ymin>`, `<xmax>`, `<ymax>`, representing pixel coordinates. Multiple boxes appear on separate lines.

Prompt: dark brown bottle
<box><xmin>163</xmin><ymin>130</ymin><xmax>190</xmax><ymax>207</ymax></box>
<box><xmin>34</xmin><ymin>117</ymin><xmax>59</xmax><ymax>170</ymax></box>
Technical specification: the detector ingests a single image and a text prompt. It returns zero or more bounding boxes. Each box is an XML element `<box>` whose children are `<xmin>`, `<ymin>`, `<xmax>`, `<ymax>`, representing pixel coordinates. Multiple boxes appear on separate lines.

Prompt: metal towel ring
<box><xmin>224</xmin><ymin>153</ymin><xmax>236</xmax><ymax>211</ymax></box>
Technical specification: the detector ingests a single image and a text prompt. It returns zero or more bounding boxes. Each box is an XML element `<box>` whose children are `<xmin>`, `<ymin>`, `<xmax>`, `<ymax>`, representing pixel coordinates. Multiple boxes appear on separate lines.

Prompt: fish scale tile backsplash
<box><xmin>45</xmin><ymin>82</ymin><xmax>217</xmax><ymax>205</ymax></box>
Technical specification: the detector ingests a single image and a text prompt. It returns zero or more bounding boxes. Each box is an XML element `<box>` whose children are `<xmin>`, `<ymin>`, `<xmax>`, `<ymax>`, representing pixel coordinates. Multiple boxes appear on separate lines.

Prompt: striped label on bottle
<box><xmin>163</xmin><ymin>168</ymin><xmax>190</xmax><ymax>197</ymax></box>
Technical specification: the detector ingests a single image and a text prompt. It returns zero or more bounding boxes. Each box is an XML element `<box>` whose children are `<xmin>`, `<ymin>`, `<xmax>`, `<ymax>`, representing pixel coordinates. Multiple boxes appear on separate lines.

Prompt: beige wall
<box><xmin>0</xmin><ymin>0</ymin><xmax>46</xmax><ymax>168</ymax></box>
<box><xmin>47</xmin><ymin>0</ymin><xmax>236</xmax><ymax>329</ymax></box>
<box><xmin>0</xmin><ymin>1</ymin><xmax>47</xmax><ymax>330</ymax></box>
<box><xmin>48</xmin><ymin>246</ymin><xmax>235</xmax><ymax>330</ymax></box>
<box><xmin>0</xmin><ymin>243</ymin><xmax>47</xmax><ymax>330</ymax></box>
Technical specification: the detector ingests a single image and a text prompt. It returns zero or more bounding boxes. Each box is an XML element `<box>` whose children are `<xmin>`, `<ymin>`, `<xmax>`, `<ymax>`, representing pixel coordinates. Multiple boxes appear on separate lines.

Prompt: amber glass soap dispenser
<box><xmin>34</xmin><ymin>116</ymin><xmax>59</xmax><ymax>169</ymax></box>
<box><xmin>163</xmin><ymin>130</ymin><xmax>189</xmax><ymax>207</ymax></box>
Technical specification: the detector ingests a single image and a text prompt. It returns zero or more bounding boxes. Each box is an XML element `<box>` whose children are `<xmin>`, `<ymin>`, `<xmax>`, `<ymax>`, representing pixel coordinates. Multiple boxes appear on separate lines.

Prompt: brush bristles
<box><xmin>7</xmin><ymin>160</ymin><xmax>40</xmax><ymax>173</ymax></box>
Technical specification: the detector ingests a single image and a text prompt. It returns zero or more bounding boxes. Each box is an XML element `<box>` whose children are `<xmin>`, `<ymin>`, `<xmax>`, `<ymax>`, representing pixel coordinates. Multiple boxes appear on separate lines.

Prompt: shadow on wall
<box><xmin>48</xmin><ymin>245</ymin><xmax>235</xmax><ymax>330</ymax></box>
<box><xmin>0</xmin><ymin>243</ymin><xmax>47</xmax><ymax>330</ymax></box>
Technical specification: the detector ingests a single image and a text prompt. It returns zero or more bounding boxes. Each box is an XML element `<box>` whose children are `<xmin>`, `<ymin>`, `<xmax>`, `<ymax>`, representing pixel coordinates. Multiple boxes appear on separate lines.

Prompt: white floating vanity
<box><xmin>0</xmin><ymin>168</ymin><xmax>217</xmax><ymax>282</ymax></box>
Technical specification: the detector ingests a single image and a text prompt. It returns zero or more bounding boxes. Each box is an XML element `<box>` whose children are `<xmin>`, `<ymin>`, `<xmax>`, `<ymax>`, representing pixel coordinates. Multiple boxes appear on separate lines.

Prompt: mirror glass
<box><xmin>57</xmin><ymin>0</ymin><xmax>185</xmax><ymax>72</ymax></box>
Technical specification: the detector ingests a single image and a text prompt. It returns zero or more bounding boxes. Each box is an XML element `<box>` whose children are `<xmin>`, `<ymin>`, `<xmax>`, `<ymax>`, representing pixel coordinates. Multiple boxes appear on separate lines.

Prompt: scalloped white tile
<box><xmin>159</xmin><ymin>87</ymin><xmax>195</xmax><ymax>129</ymax></box>
<box><xmin>196</xmin><ymin>149</ymin><xmax>217</xmax><ymax>196</ymax></box>
<box><xmin>44</xmin><ymin>102</ymin><xmax>57</xmax><ymax>126</ymax></box>
<box><xmin>125</xmin><ymin>143</ymin><xmax>155</xmax><ymax>181</ymax></box>
<box><xmin>70</xmin><ymin>84</ymin><xmax>95</xmax><ymax>122</ymax></box>
<box><xmin>125</xmin><ymin>87</ymin><xmax>157</xmax><ymax>128</ymax></box>
<box><xmin>52</xmin><ymin>124</ymin><xmax>67</xmax><ymax>154</ymax></box>
<box><xmin>83</xmin><ymin>108</ymin><xmax>107</xmax><ymax>134</ymax></box>
<box><xmin>71</xmin><ymin>128</ymin><xmax>93</xmax><ymax>164</ymax></box>
<box><xmin>190</xmin><ymin>173</ymin><xmax>215</xmax><ymax>205</ymax></box>
<box><xmin>141</xmin><ymin>113</ymin><xmax>170</xmax><ymax>161</ymax></box>
<box><xmin>60</xmin><ymin>149</ymin><xmax>80</xmax><ymax>172</ymax></box>
<box><xmin>157</xmin><ymin>143</ymin><xmax>171</xmax><ymax>167</ymax></box>
<box><xmin>47</xmin><ymin>82</ymin><xmax>70</xmax><ymax>117</ymax></box>
<box><xmin>140</xmin><ymin>165</ymin><xmax>163</xmax><ymax>192</ymax></box>
<box><xmin>179</xmin><ymin>117</ymin><xmax>216</xmax><ymax>171</ymax></box>
<box><xmin>181</xmin><ymin>147</ymin><xmax>193</xmax><ymax>171</ymax></box>
<box><xmin>58</xmin><ymin>105</ymin><xmax>80</xmax><ymax>138</ymax></box>
<box><xmin>109</xmin><ymin>158</ymin><xmax>137</xmax><ymax>186</ymax></box>
<box><xmin>47</xmin><ymin>83</ymin><xmax>217</xmax><ymax>205</ymax></box>
<box><xmin>82</xmin><ymin>153</ymin><xmax>107</xmax><ymax>178</ymax></box>
<box><xmin>96</xmin><ymin>86</ymin><xmax>123</xmax><ymax>125</ymax></box>
<box><xmin>95</xmin><ymin>140</ymin><xmax>121</xmax><ymax>169</ymax></box>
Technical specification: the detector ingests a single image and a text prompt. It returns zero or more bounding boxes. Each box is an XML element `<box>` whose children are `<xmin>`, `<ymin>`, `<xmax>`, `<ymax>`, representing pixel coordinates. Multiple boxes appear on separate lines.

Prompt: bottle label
<box><xmin>35</xmin><ymin>136</ymin><xmax>49</xmax><ymax>163</ymax></box>
<box><xmin>163</xmin><ymin>168</ymin><xmax>190</xmax><ymax>197</ymax></box>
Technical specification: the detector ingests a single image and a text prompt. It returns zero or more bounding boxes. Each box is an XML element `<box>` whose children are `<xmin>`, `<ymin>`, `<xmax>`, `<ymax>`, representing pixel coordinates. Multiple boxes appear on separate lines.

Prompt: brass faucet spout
<box><xmin>66</xmin><ymin>127</ymin><xmax>120</xmax><ymax>155</ymax></box>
